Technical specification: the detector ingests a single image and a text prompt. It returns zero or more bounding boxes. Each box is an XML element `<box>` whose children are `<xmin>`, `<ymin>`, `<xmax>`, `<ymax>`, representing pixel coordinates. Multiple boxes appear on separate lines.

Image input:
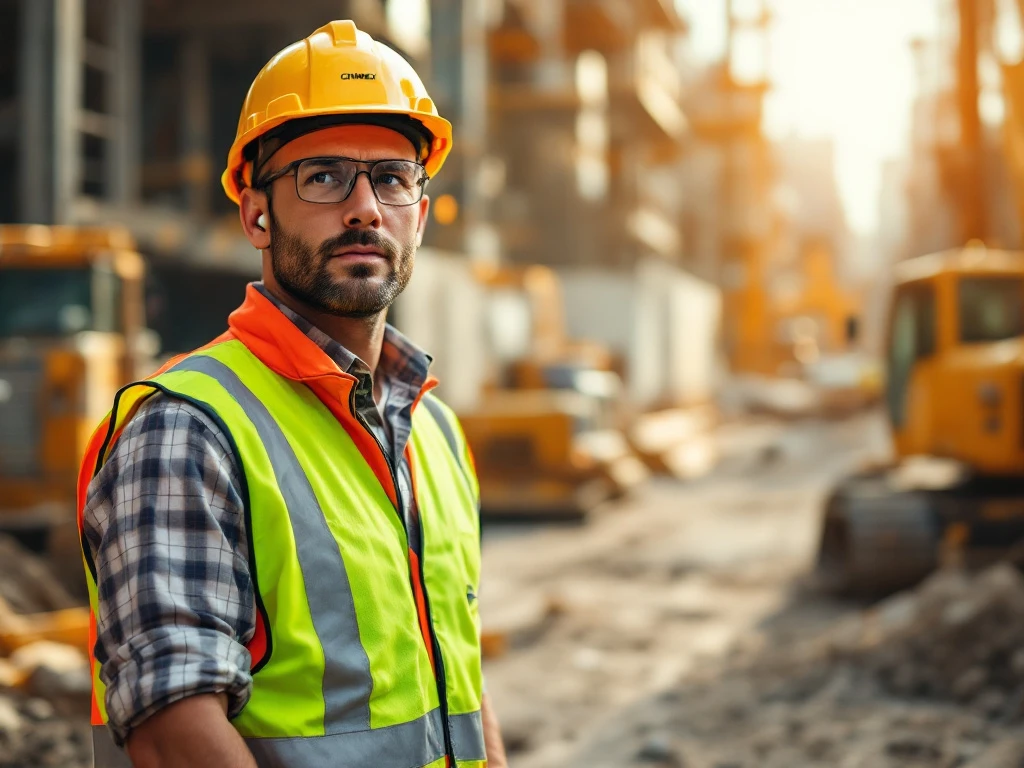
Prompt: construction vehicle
<box><xmin>0</xmin><ymin>226</ymin><xmax>155</xmax><ymax>556</ymax></box>
<box><xmin>456</xmin><ymin>263</ymin><xmax>648</xmax><ymax>518</ymax></box>
<box><xmin>815</xmin><ymin>243</ymin><xmax>1024</xmax><ymax>594</ymax></box>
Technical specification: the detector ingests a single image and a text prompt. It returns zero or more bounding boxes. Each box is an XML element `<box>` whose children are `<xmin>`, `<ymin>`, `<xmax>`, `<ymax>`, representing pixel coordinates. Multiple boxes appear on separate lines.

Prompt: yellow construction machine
<box><xmin>458</xmin><ymin>263</ymin><xmax>648</xmax><ymax>518</ymax></box>
<box><xmin>815</xmin><ymin>243</ymin><xmax>1024</xmax><ymax>594</ymax></box>
<box><xmin>0</xmin><ymin>226</ymin><xmax>154</xmax><ymax>553</ymax></box>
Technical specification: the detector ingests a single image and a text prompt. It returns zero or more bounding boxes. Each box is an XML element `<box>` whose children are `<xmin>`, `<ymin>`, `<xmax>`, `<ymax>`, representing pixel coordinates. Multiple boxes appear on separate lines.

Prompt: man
<box><xmin>78</xmin><ymin>20</ymin><xmax>507</xmax><ymax>768</ymax></box>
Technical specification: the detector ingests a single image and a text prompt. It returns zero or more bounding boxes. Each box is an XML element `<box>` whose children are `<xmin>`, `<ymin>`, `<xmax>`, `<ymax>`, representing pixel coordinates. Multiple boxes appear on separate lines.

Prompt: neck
<box><xmin>264</xmin><ymin>280</ymin><xmax>388</xmax><ymax>375</ymax></box>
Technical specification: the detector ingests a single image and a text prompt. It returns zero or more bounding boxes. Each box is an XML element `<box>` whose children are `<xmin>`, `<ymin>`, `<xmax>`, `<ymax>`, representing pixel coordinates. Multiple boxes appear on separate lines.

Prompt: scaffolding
<box><xmin>7</xmin><ymin>0</ymin><xmax>387</xmax><ymax>274</ymax></box>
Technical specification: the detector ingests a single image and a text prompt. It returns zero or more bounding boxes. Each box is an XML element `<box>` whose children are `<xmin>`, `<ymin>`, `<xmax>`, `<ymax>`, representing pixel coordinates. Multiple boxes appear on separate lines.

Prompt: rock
<box><xmin>942</xmin><ymin>598</ymin><xmax>983</xmax><ymax>628</ymax></box>
<box><xmin>498</xmin><ymin>706</ymin><xmax>546</xmax><ymax>755</ymax></box>
<box><xmin>953</xmin><ymin>668</ymin><xmax>989</xmax><ymax>702</ymax></box>
<box><xmin>0</xmin><ymin>536</ymin><xmax>76</xmax><ymax>615</ymax></box>
<box><xmin>0</xmin><ymin>658</ymin><xmax>26</xmax><ymax>689</ymax></box>
<box><xmin>25</xmin><ymin>665</ymin><xmax>91</xmax><ymax>699</ymax></box>
<box><xmin>974</xmin><ymin>563</ymin><xmax>1024</xmax><ymax>595</ymax></box>
<box><xmin>25</xmin><ymin>665</ymin><xmax>91</xmax><ymax>716</ymax></box>
<box><xmin>873</xmin><ymin>592</ymin><xmax>919</xmax><ymax>638</ymax></box>
<box><xmin>636</xmin><ymin>734</ymin><xmax>683</xmax><ymax>764</ymax></box>
<box><xmin>962</xmin><ymin>738</ymin><xmax>1024</xmax><ymax>767</ymax></box>
<box><xmin>974</xmin><ymin>689</ymin><xmax>1008</xmax><ymax>720</ymax></box>
<box><xmin>1010</xmin><ymin>650</ymin><xmax>1024</xmax><ymax>676</ymax></box>
<box><xmin>8</xmin><ymin>642</ymin><xmax>87</xmax><ymax>680</ymax></box>
<box><xmin>885</xmin><ymin>735</ymin><xmax>943</xmax><ymax>761</ymax></box>
<box><xmin>21</xmin><ymin>697</ymin><xmax>54</xmax><ymax>721</ymax></box>
<box><xmin>0</xmin><ymin>696</ymin><xmax>21</xmax><ymax>734</ymax></box>
<box><xmin>572</xmin><ymin>647</ymin><xmax>603</xmax><ymax>671</ymax></box>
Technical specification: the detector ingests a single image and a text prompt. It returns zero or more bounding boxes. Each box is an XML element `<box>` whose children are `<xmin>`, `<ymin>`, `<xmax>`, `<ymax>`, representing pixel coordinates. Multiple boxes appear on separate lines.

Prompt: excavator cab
<box><xmin>886</xmin><ymin>247</ymin><xmax>1024</xmax><ymax>471</ymax></box>
<box><xmin>816</xmin><ymin>244</ymin><xmax>1024</xmax><ymax>594</ymax></box>
<box><xmin>0</xmin><ymin>226</ymin><xmax>154</xmax><ymax>552</ymax></box>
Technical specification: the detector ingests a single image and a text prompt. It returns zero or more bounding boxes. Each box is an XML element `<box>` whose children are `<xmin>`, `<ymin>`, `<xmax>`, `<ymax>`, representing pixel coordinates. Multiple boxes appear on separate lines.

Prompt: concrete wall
<box><xmin>560</xmin><ymin>260</ymin><xmax>722</xmax><ymax>408</ymax></box>
<box><xmin>390</xmin><ymin>248</ymin><xmax>490</xmax><ymax>412</ymax></box>
<box><xmin>395</xmin><ymin>251</ymin><xmax>722</xmax><ymax>412</ymax></box>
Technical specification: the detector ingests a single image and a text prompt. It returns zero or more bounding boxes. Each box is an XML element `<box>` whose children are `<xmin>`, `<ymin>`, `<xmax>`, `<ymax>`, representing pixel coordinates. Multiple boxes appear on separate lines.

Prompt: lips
<box><xmin>331</xmin><ymin>248</ymin><xmax>386</xmax><ymax>259</ymax></box>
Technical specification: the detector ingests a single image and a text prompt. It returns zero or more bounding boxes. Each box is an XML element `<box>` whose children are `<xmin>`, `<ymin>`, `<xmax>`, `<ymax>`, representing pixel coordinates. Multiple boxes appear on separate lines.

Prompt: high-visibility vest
<box><xmin>77</xmin><ymin>303</ymin><xmax>485</xmax><ymax>768</ymax></box>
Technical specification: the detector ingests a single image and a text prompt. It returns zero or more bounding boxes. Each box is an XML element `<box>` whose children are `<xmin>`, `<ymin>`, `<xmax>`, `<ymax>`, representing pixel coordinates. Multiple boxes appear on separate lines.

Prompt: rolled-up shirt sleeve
<box><xmin>82</xmin><ymin>395</ymin><xmax>256</xmax><ymax>747</ymax></box>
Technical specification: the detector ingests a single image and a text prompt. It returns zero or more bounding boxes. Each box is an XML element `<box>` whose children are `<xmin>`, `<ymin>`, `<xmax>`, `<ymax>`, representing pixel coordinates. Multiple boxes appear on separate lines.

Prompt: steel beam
<box><xmin>428</xmin><ymin>0</ymin><xmax>488</xmax><ymax>253</ymax></box>
<box><xmin>18</xmin><ymin>0</ymin><xmax>53</xmax><ymax>223</ymax></box>
<box><xmin>109</xmin><ymin>0</ymin><xmax>142</xmax><ymax>205</ymax></box>
<box><xmin>957</xmin><ymin>0</ymin><xmax>987</xmax><ymax>243</ymax></box>
<box><xmin>53</xmin><ymin>0</ymin><xmax>84</xmax><ymax>224</ymax></box>
<box><xmin>180</xmin><ymin>33</ymin><xmax>212</xmax><ymax>218</ymax></box>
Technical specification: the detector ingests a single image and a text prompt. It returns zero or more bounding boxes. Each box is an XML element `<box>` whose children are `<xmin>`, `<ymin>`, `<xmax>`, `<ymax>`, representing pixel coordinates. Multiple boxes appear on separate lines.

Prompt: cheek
<box><xmin>385</xmin><ymin>210</ymin><xmax>422</xmax><ymax>243</ymax></box>
<box><xmin>279</xmin><ymin>208</ymin><xmax>336</xmax><ymax>250</ymax></box>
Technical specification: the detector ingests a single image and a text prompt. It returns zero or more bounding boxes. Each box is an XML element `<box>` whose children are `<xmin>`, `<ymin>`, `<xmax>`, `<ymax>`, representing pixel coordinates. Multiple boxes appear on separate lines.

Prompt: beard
<box><xmin>268</xmin><ymin>210</ymin><xmax>415</xmax><ymax>319</ymax></box>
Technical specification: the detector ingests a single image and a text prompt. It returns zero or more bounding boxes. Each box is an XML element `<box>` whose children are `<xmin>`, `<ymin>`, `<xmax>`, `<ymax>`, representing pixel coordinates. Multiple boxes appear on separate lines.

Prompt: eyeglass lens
<box><xmin>295</xmin><ymin>159</ymin><xmax>425</xmax><ymax>205</ymax></box>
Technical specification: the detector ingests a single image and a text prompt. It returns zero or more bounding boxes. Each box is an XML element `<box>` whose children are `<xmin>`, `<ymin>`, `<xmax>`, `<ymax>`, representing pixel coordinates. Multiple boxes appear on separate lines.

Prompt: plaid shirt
<box><xmin>81</xmin><ymin>283</ymin><xmax>432</xmax><ymax>747</ymax></box>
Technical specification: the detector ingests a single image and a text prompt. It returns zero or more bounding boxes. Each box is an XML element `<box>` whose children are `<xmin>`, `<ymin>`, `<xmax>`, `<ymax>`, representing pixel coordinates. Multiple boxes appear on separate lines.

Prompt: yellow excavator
<box><xmin>0</xmin><ymin>226</ymin><xmax>154</xmax><ymax>554</ymax></box>
<box><xmin>816</xmin><ymin>243</ymin><xmax>1024</xmax><ymax>594</ymax></box>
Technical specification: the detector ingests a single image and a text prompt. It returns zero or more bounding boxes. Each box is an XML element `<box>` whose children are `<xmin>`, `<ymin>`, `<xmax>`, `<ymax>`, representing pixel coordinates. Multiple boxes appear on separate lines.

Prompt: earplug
<box><xmin>257</xmin><ymin>214</ymin><xmax>267</xmax><ymax>230</ymax></box>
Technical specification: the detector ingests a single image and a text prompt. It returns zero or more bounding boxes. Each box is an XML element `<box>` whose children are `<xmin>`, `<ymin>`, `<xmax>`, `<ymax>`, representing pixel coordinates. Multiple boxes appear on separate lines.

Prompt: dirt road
<box><xmin>480</xmin><ymin>412</ymin><xmax>889</xmax><ymax>767</ymax></box>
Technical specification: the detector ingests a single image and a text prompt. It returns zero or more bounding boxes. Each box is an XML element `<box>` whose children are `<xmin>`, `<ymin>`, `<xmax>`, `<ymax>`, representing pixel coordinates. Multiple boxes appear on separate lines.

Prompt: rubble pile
<box><xmin>571</xmin><ymin>564</ymin><xmax>1024</xmax><ymax>768</ymax></box>
<box><xmin>851</xmin><ymin>564</ymin><xmax>1024</xmax><ymax>722</ymax></box>
<box><xmin>0</xmin><ymin>535</ymin><xmax>91</xmax><ymax>767</ymax></box>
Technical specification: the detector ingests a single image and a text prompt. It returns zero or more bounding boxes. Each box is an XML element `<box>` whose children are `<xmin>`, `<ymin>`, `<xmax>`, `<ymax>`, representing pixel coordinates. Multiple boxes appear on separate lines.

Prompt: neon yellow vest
<box><xmin>85</xmin><ymin>339</ymin><xmax>485</xmax><ymax>767</ymax></box>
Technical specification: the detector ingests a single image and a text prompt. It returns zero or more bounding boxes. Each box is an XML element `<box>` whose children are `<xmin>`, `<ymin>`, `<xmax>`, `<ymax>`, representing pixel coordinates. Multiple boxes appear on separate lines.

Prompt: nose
<box><xmin>342</xmin><ymin>172</ymin><xmax>383</xmax><ymax>229</ymax></box>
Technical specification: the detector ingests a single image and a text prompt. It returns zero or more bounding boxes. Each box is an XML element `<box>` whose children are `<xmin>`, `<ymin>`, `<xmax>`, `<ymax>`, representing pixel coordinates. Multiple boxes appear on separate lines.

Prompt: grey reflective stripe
<box><xmin>450</xmin><ymin>710</ymin><xmax>486</xmax><ymax>762</ymax></box>
<box><xmin>421</xmin><ymin>395</ymin><xmax>460</xmax><ymax>462</ymax></box>
<box><xmin>169</xmin><ymin>355</ymin><xmax>373</xmax><ymax>732</ymax></box>
<box><xmin>92</xmin><ymin>726</ymin><xmax>134</xmax><ymax>768</ymax></box>
<box><xmin>420</xmin><ymin>395</ymin><xmax>474</xmax><ymax>494</ymax></box>
<box><xmin>246</xmin><ymin>707</ymin><xmax>446</xmax><ymax>768</ymax></box>
<box><xmin>93</xmin><ymin>712</ymin><xmax>448</xmax><ymax>768</ymax></box>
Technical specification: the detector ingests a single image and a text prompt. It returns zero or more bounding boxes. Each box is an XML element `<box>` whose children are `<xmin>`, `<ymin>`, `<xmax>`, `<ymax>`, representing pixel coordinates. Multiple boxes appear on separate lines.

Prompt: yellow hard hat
<box><xmin>221</xmin><ymin>20</ymin><xmax>453</xmax><ymax>204</ymax></box>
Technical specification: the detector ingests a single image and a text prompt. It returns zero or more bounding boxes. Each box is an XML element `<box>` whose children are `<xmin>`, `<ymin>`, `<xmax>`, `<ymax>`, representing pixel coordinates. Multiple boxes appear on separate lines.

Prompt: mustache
<box><xmin>316</xmin><ymin>229</ymin><xmax>400</xmax><ymax>261</ymax></box>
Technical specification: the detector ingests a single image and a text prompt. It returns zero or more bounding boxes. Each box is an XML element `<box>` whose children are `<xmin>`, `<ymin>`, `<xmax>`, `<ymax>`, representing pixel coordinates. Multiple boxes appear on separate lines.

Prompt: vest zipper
<box><xmin>350</xmin><ymin>394</ymin><xmax>457</xmax><ymax>766</ymax></box>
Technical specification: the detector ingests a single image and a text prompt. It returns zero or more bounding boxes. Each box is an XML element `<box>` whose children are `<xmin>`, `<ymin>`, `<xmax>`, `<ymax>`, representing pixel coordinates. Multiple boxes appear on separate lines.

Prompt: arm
<box><xmin>482</xmin><ymin>691</ymin><xmax>509</xmax><ymax>768</ymax></box>
<box><xmin>83</xmin><ymin>397</ymin><xmax>256</xmax><ymax>760</ymax></box>
<box><xmin>127</xmin><ymin>694</ymin><xmax>257</xmax><ymax>768</ymax></box>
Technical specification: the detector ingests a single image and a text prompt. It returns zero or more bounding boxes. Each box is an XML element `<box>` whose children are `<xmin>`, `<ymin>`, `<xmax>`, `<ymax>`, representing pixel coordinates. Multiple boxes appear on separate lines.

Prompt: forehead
<box><xmin>270</xmin><ymin>125</ymin><xmax>418</xmax><ymax>169</ymax></box>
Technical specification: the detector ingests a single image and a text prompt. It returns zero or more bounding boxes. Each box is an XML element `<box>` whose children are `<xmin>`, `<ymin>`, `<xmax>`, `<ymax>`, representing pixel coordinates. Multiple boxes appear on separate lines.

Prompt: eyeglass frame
<box><xmin>253</xmin><ymin>155</ymin><xmax>430</xmax><ymax>207</ymax></box>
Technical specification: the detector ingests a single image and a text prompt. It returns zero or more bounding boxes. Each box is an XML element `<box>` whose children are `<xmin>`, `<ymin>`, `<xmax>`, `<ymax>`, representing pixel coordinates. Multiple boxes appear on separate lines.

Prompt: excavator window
<box><xmin>958</xmin><ymin>277</ymin><xmax>1024</xmax><ymax>344</ymax></box>
<box><xmin>0</xmin><ymin>266</ymin><xmax>122</xmax><ymax>338</ymax></box>
<box><xmin>886</xmin><ymin>282</ymin><xmax>936</xmax><ymax>427</ymax></box>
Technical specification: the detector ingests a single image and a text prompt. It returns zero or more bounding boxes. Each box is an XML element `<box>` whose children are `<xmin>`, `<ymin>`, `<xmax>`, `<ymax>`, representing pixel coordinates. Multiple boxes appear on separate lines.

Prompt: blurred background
<box><xmin>5</xmin><ymin>1</ymin><xmax>1024</xmax><ymax>767</ymax></box>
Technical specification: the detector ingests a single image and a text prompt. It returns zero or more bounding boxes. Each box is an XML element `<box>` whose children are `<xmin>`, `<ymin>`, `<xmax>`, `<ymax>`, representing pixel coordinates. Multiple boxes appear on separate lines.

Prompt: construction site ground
<box><xmin>482</xmin><ymin>409</ymin><xmax>1024</xmax><ymax>768</ymax></box>
<box><xmin>8</xmin><ymin>408</ymin><xmax>1024</xmax><ymax>766</ymax></box>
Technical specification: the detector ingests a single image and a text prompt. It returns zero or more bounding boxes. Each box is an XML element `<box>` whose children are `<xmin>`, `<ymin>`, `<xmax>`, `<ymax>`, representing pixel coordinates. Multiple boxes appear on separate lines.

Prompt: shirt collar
<box><xmin>250</xmin><ymin>282</ymin><xmax>432</xmax><ymax>387</ymax></box>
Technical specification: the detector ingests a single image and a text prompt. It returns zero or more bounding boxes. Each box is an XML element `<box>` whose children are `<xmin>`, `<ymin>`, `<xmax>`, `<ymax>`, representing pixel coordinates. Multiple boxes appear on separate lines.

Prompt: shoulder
<box><xmin>83</xmin><ymin>391</ymin><xmax>247</xmax><ymax>536</ymax></box>
<box><xmin>86</xmin><ymin>392</ymin><xmax>242</xmax><ymax>510</ymax></box>
<box><xmin>110</xmin><ymin>392</ymin><xmax>236</xmax><ymax>461</ymax></box>
<box><xmin>419</xmin><ymin>393</ymin><xmax>471</xmax><ymax>440</ymax></box>
<box><xmin>421</xmin><ymin>392</ymin><xmax>463</xmax><ymax>423</ymax></box>
<box><xmin>419</xmin><ymin>393</ymin><xmax>478</xmax><ymax>484</ymax></box>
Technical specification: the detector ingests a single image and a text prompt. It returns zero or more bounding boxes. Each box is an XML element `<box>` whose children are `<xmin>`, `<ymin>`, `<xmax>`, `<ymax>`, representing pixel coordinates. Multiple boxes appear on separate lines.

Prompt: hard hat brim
<box><xmin>222</xmin><ymin>107</ymin><xmax>453</xmax><ymax>204</ymax></box>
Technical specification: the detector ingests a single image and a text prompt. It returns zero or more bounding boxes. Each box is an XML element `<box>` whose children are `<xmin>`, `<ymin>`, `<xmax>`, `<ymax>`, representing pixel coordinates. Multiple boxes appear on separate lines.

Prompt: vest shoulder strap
<box><xmin>420</xmin><ymin>394</ymin><xmax>473</xmax><ymax>491</ymax></box>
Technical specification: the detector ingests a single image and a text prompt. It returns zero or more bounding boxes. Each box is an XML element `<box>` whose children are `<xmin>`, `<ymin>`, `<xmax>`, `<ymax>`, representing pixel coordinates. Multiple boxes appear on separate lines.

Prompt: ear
<box><xmin>415</xmin><ymin>194</ymin><xmax>430</xmax><ymax>248</ymax></box>
<box><xmin>239</xmin><ymin>188</ymin><xmax>272</xmax><ymax>250</ymax></box>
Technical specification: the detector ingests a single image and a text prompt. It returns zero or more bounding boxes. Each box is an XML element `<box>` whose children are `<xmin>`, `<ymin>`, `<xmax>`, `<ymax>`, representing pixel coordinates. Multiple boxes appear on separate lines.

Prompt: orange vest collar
<box><xmin>228</xmin><ymin>284</ymin><xmax>354</xmax><ymax>383</ymax></box>
<box><xmin>226</xmin><ymin>283</ymin><xmax>440</xmax><ymax>393</ymax></box>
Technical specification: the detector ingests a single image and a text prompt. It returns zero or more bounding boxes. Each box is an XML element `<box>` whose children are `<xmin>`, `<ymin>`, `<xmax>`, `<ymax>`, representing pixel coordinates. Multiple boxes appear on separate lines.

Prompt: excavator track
<box><xmin>815</xmin><ymin>468</ymin><xmax>1024</xmax><ymax>596</ymax></box>
<box><xmin>814</xmin><ymin>471</ymin><xmax>941</xmax><ymax>596</ymax></box>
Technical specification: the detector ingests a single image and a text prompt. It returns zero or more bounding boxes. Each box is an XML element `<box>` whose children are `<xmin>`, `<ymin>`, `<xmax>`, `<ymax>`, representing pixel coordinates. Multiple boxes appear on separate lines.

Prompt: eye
<box><xmin>299</xmin><ymin>162</ymin><xmax>348</xmax><ymax>188</ymax></box>
<box><xmin>310</xmin><ymin>171</ymin><xmax>338</xmax><ymax>185</ymax></box>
